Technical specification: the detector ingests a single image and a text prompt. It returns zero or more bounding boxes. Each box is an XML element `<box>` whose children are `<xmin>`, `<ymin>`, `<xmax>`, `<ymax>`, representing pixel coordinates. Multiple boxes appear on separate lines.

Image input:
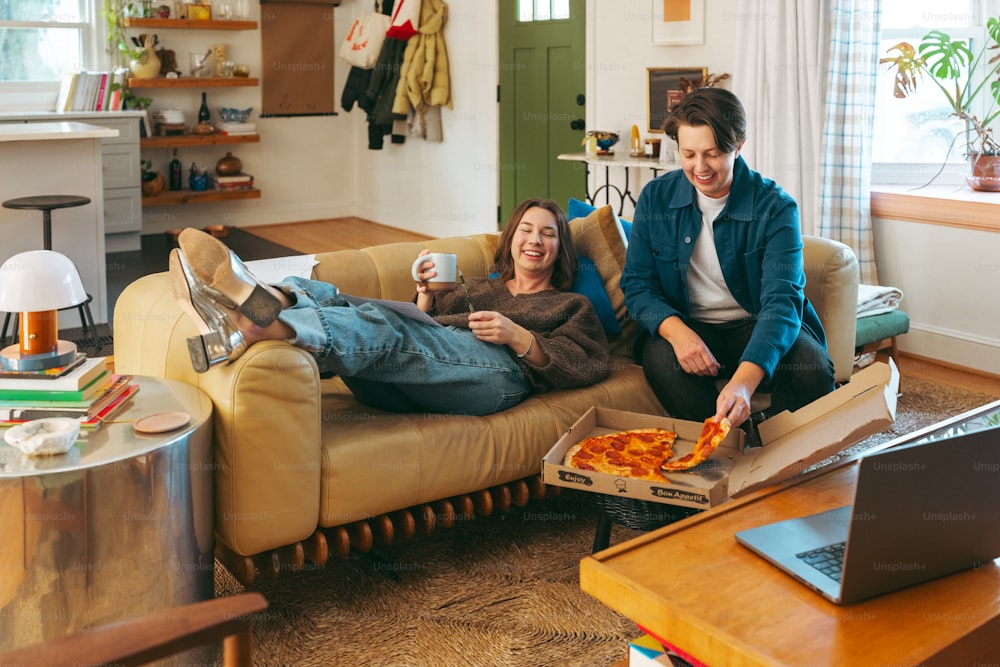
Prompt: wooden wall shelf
<box><xmin>142</xmin><ymin>188</ymin><xmax>261</xmax><ymax>207</ymax></box>
<box><xmin>127</xmin><ymin>77</ymin><xmax>258</xmax><ymax>89</ymax></box>
<box><xmin>141</xmin><ymin>134</ymin><xmax>260</xmax><ymax>149</ymax></box>
<box><xmin>123</xmin><ymin>18</ymin><xmax>258</xmax><ymax>30</ymax></box>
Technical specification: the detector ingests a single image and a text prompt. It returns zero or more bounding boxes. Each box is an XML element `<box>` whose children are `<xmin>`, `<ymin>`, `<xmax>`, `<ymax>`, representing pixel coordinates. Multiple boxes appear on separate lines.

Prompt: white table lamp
<box><xmin>0</xmin><ymin>250</ymin><xmax>88</xmax><ymax>371</ymax></box>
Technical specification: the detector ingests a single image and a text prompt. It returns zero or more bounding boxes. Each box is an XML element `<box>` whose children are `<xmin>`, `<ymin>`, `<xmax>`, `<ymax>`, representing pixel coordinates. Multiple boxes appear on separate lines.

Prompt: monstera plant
<box><xmin>880</xmin><ymin>17</ymin><xmax>1000</xmax><ymax>190</ymax></box>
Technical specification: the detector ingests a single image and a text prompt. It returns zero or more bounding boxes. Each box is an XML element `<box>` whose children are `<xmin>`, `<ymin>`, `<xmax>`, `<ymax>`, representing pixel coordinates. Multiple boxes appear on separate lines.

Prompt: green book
<box><xmin>0</xmin><ymin>370</ymin><xmax>112</xmax><ymax>405</ymax></box>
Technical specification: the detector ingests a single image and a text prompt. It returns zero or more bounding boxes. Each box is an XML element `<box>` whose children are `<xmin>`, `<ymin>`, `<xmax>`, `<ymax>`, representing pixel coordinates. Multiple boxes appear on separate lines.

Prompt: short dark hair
<box><xmin>662</xmin><ymin>87</ymin><xmax>746</xmax><ymax>154</ymax></box>
<box><xmin>492</xmin><ymin>198</ymin><xmax>577</xmax><ymax>290</ymax></box>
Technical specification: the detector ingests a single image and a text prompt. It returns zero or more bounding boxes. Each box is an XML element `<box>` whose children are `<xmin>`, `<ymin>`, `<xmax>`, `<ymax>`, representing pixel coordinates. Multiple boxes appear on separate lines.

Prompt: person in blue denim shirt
<box><xmin>621</xmin><ymin>88</ymin><xmax>834</xmax><ymax>434</ymax></box>
<box><xmin>169</xmin><ymin>198</ymin><xmax>610</xmax><ymax>416</ymax></box>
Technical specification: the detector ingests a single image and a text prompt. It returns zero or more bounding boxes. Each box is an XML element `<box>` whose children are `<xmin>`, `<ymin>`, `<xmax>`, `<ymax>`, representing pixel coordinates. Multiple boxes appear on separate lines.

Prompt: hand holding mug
<box><xmin>412</xmin><ymin>252</ymin><xmax>458</xmax><ymax>292</ymax></box>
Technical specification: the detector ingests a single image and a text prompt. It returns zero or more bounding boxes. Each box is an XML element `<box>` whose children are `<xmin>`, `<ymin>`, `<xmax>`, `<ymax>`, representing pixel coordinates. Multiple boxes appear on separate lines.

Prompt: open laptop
<box><xmin>735</xmin><ymin>421</ymin><xmax>1000</xmax><ymax>604</ymax></box>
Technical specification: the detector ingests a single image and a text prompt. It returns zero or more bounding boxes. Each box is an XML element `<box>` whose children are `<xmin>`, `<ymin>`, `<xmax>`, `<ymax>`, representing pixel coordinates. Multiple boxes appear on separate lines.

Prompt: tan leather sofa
<box><xmin>112</xmin><ymin>206</ymin><xmax>858</xmax><ymax>583</ymax></box>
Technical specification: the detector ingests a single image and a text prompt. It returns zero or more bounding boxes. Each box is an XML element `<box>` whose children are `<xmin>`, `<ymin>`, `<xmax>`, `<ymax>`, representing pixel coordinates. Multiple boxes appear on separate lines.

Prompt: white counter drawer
<box><xmin>102</xmin><ymin>147</ymin><xmax>140</xmax><ymax>189</ymax></box>
<box><xmin>104</xmin><ymin>188</ymin><xmax>141</xmax><ymax>235</ymax></box>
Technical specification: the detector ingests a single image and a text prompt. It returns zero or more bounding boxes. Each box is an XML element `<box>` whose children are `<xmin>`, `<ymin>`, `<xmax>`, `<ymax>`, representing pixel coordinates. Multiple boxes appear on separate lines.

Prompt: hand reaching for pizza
<box><xmin>661</xmin><ymin>417</ymin><xmax>732</xmax><ymax>472</ymax></box>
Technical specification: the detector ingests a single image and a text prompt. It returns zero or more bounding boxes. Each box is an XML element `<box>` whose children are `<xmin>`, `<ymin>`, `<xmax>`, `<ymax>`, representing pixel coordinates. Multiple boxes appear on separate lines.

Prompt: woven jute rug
<box><xmin>213</xmin><ymin>374</ymin><xmax>998</xmax><ymax>667</ymax></box>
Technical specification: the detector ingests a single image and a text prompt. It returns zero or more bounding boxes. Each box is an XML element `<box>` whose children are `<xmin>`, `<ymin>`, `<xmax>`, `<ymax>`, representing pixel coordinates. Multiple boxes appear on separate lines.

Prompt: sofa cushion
<box><xmin>568</xmin><ymin>197</ymin><xmax>631</xmax><ymax>245</ymax></box>
<box><xmin>570</xmin><ymin>256</ymin><xmax>621</xmax><ymax>336</ymax></box>
<box><xmin>568</xmin><ymin>204</ymin><xmax>635</xmax><ymax>355</ymax></box>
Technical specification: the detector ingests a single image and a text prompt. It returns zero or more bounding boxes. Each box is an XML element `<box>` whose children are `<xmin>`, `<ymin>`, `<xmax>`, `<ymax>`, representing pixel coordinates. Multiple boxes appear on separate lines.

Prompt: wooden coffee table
<box><xmin>581</xmin><ymin>400</ymin><xmax>1000</xmax><ymax>667</ymax></box>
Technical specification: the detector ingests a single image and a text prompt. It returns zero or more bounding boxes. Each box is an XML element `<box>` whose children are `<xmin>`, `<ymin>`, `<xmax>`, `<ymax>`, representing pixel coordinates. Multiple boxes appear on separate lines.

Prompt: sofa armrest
<box><xmin>113</xmin><ymin>273</ymin><xmax>322</xmax><ymax>557</ymax></box>
<box><xmin>802</xmin><ymin>235</ymin><xmax>859</xmax><ymax>384</ymax></box>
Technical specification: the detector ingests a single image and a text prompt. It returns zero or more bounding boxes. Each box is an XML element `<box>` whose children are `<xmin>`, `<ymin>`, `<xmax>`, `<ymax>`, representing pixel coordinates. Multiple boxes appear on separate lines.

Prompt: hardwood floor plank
<box><xmin>246</xmin><ymin>218</ymin><xmax>432</xmax><ymax>254</ymax></box>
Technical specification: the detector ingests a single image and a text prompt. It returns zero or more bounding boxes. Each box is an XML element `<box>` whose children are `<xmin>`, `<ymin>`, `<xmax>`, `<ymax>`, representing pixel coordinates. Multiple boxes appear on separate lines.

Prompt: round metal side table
<box><xmin>0</xmin><ymin>376</ymin><xmax>214</xmax><ymax>658</ymax></box>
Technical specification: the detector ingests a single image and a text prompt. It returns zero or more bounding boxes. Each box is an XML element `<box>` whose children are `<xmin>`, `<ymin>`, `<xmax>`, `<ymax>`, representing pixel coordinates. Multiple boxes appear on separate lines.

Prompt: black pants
<box><xmin>639</xmin><ymin>318</ymin><xmax>836</xmax><ymax>421</ymax></box>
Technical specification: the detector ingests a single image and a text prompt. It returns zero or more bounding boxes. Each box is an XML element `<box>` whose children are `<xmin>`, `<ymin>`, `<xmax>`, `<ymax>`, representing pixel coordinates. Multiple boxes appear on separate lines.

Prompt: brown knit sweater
<box><xmin>427</xmin><ymin>277</ymin><xmax>610</xmax><ymax>391</ymax></box>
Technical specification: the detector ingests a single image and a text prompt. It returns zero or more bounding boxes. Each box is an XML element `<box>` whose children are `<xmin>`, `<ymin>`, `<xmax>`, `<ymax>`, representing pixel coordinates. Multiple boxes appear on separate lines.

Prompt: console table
<box><xmin>557</xmin><ymin>152</ymin><xmax>679</xmax><ymax>215</ymax></box>
<box><xmin>581</xmin><ymin>400</ymin><xmax>1000</xmax><ymax>666</ymax></box>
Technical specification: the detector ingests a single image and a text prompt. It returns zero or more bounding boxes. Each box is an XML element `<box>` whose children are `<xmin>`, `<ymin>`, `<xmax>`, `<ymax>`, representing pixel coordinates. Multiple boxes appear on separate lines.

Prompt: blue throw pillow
<box><xmin>567</xmin><ymin>197</ymin><xmax>631</xmax><ymax>244</ymax></box>
<box><xmin>571</xmin><ymin>255</ymin><xmax>621</xmax><ymax>336</ymax></box>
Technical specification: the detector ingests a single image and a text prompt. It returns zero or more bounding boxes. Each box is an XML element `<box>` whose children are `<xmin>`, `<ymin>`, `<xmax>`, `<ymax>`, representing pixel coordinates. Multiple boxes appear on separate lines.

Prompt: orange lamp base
<box><xmin>0</xmin><ymin>310</ymin><xmax>78</xmax><ymax>372</ymax></box>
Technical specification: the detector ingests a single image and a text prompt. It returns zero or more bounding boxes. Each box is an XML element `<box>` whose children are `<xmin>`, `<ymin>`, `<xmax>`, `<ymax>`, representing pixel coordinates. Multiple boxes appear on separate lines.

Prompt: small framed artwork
<box><xmin>652</xmin><ymin>0</ymin><xmax>705</xmax><ymax>46</ymax></box>
<box><xmin>647</xmin><ymin>67</ymin><xmax>706</xmax><ymax>133</ymax></box>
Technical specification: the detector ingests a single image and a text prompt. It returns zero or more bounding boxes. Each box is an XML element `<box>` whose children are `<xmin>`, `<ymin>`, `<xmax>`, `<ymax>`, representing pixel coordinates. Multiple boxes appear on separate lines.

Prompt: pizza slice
<box><xmin>661</xmin><ymin>417</ymin><xmax>731</xmax><ymax>472</ymax></box>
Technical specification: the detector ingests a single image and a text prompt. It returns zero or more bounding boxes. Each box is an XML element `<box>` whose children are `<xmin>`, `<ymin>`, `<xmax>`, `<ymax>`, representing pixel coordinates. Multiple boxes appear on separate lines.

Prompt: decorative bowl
<box><xmin>4</xmin><ymin>418</ymin><xmax>81</xmax><ymax>457</ymax></box>
<box><xmin>587</xmin><ymin>130</ymin><xmax>620</xmax><ymax>154</ymax></box>
<box><xmin>218</xmin><ymin>106</ymin><xmax>252</xmax><ymax>123</ymax></box>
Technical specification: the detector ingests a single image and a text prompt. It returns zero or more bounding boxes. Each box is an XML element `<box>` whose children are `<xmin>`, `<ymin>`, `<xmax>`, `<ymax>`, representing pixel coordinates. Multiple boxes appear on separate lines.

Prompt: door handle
<box><xmin>570</xmin><ymin>119</ymin><xmax>585</xmax><ymax>131</ymax></box>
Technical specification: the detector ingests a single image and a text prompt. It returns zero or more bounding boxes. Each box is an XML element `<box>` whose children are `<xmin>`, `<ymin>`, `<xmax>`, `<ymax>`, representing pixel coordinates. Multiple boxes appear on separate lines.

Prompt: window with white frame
<box><xmin>0</xmin><ymin>0</ymin><xmax>103</xmax><ymax>83</ymax></box>
<box><xmin>872</xmin><ymin>0</ymin><xmax>998</xmax><ymax>185</ymax></box>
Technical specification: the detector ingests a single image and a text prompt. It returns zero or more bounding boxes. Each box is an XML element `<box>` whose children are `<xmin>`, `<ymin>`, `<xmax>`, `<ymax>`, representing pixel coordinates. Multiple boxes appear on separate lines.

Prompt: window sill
<box><xmin>870</xmin><ymin>184</ymin><xmax>1000</xmax><ymax>233</ymax></box>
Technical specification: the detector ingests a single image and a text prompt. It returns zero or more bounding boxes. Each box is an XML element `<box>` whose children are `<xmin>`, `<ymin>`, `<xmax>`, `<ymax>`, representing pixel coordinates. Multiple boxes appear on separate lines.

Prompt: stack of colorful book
<box><xmin>0</xmin><ymin>355</ymin><xmax>139</xmax><ymax>430</ymax></box>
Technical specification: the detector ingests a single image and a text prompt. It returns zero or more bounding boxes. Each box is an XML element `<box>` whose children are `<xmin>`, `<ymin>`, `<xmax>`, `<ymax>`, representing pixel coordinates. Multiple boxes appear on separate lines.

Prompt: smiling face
<box><xmin>510</xmin><ymin>206</ymin><xmax>560</xmax><ymax>280</ymax></box>
<box><xmin>677</xmin><ymin>123</ymin><xmax>743</xmax><ymax>199</ymax></box>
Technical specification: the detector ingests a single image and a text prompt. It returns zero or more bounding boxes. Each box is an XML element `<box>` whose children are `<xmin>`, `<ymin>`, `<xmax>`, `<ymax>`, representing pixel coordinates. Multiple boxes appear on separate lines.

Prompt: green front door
<box><xmin>498</xmin><ymin>0</ymin><xmax>586</xmax><ymax>226</ymax></box>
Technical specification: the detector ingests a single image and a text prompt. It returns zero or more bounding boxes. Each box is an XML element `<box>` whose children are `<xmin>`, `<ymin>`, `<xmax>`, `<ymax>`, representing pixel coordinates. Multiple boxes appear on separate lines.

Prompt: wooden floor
<box><xmin>247</xmin><ymin>217</ymin><xmax>431</xmax><ymax>254</ymax></box>
<box><xmin>243</xmin><ymin>218</ymin><xmax>1000</xmax><ymax>398</ymax></box>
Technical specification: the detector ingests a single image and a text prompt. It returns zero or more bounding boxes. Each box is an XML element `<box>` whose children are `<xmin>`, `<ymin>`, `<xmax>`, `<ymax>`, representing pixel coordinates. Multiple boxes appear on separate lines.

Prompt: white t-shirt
<box><xmin>687</xmin><ymin>191</ymin><xmax>751</xmax><ymax>323</ymax></box>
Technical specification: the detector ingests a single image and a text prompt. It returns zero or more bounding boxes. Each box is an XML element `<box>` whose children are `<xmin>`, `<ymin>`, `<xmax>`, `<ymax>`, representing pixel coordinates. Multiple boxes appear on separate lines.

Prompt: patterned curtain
<box><xmin>818</xmin><ymin>1</ymin><xmax>882</xmax><ymax>284</ymax></box>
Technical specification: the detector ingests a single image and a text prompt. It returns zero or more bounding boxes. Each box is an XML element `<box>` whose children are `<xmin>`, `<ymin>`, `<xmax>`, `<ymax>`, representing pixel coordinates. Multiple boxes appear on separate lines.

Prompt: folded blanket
<box><xmin>857</xmin><ymin>283</ymin><xmax>904</xmax><ymax>318</ymax></box>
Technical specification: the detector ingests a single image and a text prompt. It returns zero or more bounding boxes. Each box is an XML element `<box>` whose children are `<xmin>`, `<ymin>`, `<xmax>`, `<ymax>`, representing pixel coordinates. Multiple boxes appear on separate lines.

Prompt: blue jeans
<box><xmin>275</xmin><ymin>277</ymin><xmax>532</xmax><ymax>415</ymax></box>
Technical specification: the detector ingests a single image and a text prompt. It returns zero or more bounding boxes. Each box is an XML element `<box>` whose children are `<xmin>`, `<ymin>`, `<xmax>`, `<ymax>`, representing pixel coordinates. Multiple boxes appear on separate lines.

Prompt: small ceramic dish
<box><xmin>4</xmin><ymin>418</ymin><xmax>81</xmax><ymax>457</ymax></box>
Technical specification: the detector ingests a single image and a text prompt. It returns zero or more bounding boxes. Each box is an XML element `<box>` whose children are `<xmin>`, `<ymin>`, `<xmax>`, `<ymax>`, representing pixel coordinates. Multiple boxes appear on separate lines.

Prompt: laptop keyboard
<box><xmin>796</xmin><ymin>542</ymin><xmax>846</xmax><ymax>582</ymax></box>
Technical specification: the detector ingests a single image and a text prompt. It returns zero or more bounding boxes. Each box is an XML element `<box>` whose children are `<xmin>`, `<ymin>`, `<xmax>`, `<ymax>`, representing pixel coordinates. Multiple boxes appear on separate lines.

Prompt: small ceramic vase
<box><xmin>129</xmin><ymin>50</ymin><xmax>162</xmax><ymax>80</ymax></box>
<box><xmin>215</xmin><ymin>152</ymin><xmax>242</xmax><ymax>176</ymax></box>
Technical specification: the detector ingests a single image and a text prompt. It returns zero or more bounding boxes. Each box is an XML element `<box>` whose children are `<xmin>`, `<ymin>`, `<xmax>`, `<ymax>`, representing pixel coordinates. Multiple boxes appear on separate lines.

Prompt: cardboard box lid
<box><xmin>728</xmin><ymin>359</ymin><xmax>900</xmax><ymax>497</ymax></box>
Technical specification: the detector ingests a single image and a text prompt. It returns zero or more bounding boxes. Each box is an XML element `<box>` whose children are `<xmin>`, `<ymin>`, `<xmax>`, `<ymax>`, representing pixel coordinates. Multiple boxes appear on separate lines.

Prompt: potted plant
<box><xmin>880</xmin><ymin>17</ymin><xmax>1000</xmax><ymax>190</ymax></box>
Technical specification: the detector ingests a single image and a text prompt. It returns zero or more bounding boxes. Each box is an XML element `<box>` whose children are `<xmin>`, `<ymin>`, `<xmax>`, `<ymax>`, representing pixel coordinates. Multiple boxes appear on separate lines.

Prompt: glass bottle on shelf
<box><xmin>198</xmin><ymin>92</ymin><xmax>210</xmax><ymax>124</ymax></box>
<box><xmin>169</xmin><ymin>149</ymin><xmax>183</xmax><ymax>191</ymax></box>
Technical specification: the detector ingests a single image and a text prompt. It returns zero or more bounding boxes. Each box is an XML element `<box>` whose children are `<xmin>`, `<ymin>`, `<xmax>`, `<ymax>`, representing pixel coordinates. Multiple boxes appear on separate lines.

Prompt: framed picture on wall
<box><xmin>647</xmin><ymin>67</ymin><xmax>706</xmax><ymax>133</ymax></box>
<box><xmin>651</xmin><ymin>0</ymin><xmax>705</xmax><ymax>45</ymax></box>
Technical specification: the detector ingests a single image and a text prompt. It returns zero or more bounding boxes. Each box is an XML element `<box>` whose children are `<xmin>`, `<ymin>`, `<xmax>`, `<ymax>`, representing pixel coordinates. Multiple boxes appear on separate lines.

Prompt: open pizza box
<box><xmin>542</xmin><ymin>360</ymin><xmax>900</xmax><ymax>510</ymax></box>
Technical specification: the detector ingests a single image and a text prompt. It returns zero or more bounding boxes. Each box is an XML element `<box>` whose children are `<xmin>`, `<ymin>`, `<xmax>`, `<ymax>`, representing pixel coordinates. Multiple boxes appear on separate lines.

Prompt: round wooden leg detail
<box><xmin>278</xmin><ymin>542</ymin><xmax>305</xmax><ymax>572</ymax></box>
<box><xmin>432</xmin><ymin>499</ymin><xmax>455</xmax><ymax>529</ymax></box>
<box><xmin>255</xmin><ymin>551</ymin><xmax>281</xmax><ymax>581</ymax></box>
<box><xmin>490</xmin><ymin>484</ymin><xmax>512</xmax><ymax>512</ymax></box>
<box><xmin>371</xmin><ymin>514</ymin><xmax>394</xmax><ymax>547</ymax></box>
<box><xmin>510</xmin><ymin>479</ymin><xmax>530</xmax><ymax>507</ymax></box>
<box><xmin>390</xmin><ymin>509</ymin><xmax>416</xmax><ymax>541</ymax></box>
<box><xmin>415</xmin><ymin>504</ymin><xmax>436</xmax><ymax>535</ymax></box>
<box><xmin>304</xmin><ymin>531</ymin><xmax>329</xmax><ymax>566</ymax></box>
<box><xmin>471</xmin><ymin>489</ymin><xmax>493</xmax><ymax>517</ymax></box>
<box><xmin>451</xmin><ymin>495</ymin><xmax>475</xmax><ymax>521</ymax></box>
<box><xmin>526</xmin><ymin>474</ymin><xmax>547</xmax><ymax>500</ymax></box>
<box><xmin>327</xmin><ymin>526</ymin><xmax>351</xmax><ymax>560</ymax></box>
<box><xmin>216</xmin><ymin>544</ymin><xmax>257</xmax><ymax>586</ymax></box>
<box><xmin>347</xmin><ymin>521</ymin><xmax>374</xmax><ymax>553</ymax></box>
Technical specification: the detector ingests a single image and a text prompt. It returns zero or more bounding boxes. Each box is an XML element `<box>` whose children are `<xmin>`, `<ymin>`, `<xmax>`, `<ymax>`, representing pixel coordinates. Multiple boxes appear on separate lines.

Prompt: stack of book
<box><xmin>0</xmin><ymin>355</ymin><xmax>139</xmax><ymax>431</ymax></box>
<box><xmin>209</xmin><ymin>172</ymin><xmax>254</xmax><ymax>191</ymax></box>
<box><xmin>55</xmin><ymin>68</ymin><xmax>130</xmax><ymax>113</ymax></box>
<box><xmin>215</xmin><ymin>121</ymin><xmax>257</xmax><ymax>136</ymax></box>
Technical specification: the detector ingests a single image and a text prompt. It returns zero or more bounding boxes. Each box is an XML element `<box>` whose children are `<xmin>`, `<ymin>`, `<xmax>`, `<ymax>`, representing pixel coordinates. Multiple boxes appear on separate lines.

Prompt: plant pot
<box><xmin>142</xmin><ymin>172</ymin><xmax>165</xmax><ymax>197</ymax></box>
<box><xmin>967</xmin><ymin>153</ymin><xmax>1000</xmax><ymax>192</ymax></box>
<box><xmin>129</xmin><ymin>50</ymin><xmax>162</xmax><ymax>80</ymax></box>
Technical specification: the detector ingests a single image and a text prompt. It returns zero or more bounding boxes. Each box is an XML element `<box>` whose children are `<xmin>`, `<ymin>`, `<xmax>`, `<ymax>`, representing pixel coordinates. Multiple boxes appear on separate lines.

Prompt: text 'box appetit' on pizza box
<box><xmin>542</xmin><ymin>360</ymin><xmax>899</xmax><ymax>510</ymax></box>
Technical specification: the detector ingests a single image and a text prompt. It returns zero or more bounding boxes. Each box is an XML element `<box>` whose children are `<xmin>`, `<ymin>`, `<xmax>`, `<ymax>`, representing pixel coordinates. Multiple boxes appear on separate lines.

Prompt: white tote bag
<box><xmin>386</xmin><ymin>0</ymin><xmax>421</xmax><ymax>40</ymax></box>
<box><xmin>339</xmin><ymin>2</ymin><xmax>391</xmax><ymax>69</ymax></box>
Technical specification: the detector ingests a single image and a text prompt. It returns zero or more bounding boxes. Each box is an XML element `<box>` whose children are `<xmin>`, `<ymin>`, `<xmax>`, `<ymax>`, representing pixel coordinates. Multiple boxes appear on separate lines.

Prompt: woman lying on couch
<box><xmin>169</xmin><ymin>198</ymin><xmax>610</xmax><ymax>415</ymax></box>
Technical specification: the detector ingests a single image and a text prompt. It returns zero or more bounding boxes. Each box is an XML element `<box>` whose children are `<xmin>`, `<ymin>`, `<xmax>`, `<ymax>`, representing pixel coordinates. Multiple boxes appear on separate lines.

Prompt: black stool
<box><xmin>1</xmin><ymin>195</ymin><xmax>102</xmax><ymax>353</ymax></box>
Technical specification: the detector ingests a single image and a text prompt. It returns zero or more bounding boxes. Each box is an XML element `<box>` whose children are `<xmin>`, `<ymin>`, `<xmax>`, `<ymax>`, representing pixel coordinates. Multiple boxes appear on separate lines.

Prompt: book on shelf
<box><xmin>0</xmin><ymin>355</ymin><xmax>108</xmax><ymax>391</ymax></box>
<box><xmin>56</xmin><ymin>72</ymin><xmax>79</xmax><ymax>112</ymax></box>
<box><xmin>79</xmin><ymin>383</ymin><xmax>140</xmax><ymax>430</ymax></box>
<box><xmin>0</xmin><ymin>374</ymin><xmax>135</xmax><ymax>422</ymax></box>
<box><xmin>215</xmin><ymin>121</ymin><xmax>257</xmax><ymax>135</ymax></box>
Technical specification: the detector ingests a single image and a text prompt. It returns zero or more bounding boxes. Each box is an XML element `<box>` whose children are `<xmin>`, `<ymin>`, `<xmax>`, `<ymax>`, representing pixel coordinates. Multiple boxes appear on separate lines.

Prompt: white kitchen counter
<box><xmin>0</xmin><ymin>121</ymin><xmax>118</xmax><ymax>142</ymax></box>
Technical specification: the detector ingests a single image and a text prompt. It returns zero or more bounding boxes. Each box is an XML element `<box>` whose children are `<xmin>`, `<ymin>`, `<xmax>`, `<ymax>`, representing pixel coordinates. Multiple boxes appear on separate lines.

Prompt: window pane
<box><xmin>0</xmin><ymin>0</ymin><xmax>83</xmax><ymax>22</ymax></box>
<box><xmin>518</xmin><ymin>0</ymin><xmax>533</xmax><ymax>22</ymax></box>
<box><xmin>0</xmin><ymin>27</ymin><xmax>81</xmax><ymax>81</ymax></box>
<box><xmin>552</xmin><ymin>0</ymin><xmax>570</xmax><ymax>20</ymax></box>
<box><xmin>534</xmin><ymin>0</ymin><xmax>550</xmax><ymax>21</ymax></box>
<box><xmin>880</xmin><ymin>0</ymin><xmax>972</xmax><ymax>30</ymax></box>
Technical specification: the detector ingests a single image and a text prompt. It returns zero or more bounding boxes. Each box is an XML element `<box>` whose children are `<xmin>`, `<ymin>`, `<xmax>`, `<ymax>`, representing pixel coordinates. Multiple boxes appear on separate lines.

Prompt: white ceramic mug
<box><xmin>411</xmin><ymin>252</ymin><xmax>458</xmax><ymax>291</ymax></box>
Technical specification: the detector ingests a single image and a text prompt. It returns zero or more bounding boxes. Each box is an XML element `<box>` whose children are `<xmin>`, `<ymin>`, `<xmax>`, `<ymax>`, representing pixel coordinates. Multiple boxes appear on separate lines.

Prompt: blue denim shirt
<box><xmin>621</xmin><ymin>156</ymin><xmax>826</xmax><ymax>379</ymax></box>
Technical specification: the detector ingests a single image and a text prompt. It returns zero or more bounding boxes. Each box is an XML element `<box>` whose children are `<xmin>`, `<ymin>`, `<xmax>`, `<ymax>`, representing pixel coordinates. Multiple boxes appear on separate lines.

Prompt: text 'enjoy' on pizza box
<box><xmin>542</xmin><ymin>360</ymin><xmax>899</xmax><ymax>510</ymax></box>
